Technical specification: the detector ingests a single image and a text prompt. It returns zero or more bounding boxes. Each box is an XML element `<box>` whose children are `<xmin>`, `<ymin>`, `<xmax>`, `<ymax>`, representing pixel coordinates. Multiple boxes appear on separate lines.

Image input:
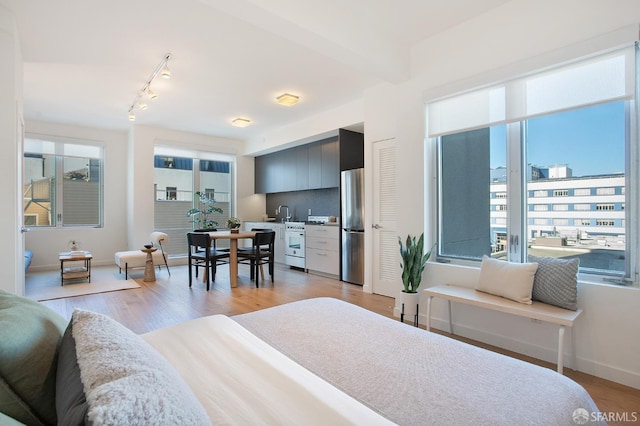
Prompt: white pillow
<box><xmin>69</xmin><ymin>309</ymin><xmax>211</xmax><ymax>426</ymax></box>
<box><xmin>476</xmin><ymin>256</ymin><xmax>538</xmax><ymax>304</ymax></box>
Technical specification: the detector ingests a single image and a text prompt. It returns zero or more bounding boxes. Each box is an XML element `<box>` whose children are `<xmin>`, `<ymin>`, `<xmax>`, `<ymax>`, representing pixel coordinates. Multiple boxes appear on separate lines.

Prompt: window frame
<box><xmin>431</xmin><ymin>45</ymin><xmax>639</xmax><ymax>286</ymax></box>
<box><xmin>23</xmin><ymin>135</ymin><xmax>104</xmax><ymax>229</ymax></box>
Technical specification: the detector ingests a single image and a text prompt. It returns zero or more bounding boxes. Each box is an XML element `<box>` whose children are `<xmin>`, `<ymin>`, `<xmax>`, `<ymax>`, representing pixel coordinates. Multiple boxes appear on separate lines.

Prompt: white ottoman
<box><xmin>115</xmin><ymin>232</ymin><xmax>170</xmax><ymax>279</ymax></box>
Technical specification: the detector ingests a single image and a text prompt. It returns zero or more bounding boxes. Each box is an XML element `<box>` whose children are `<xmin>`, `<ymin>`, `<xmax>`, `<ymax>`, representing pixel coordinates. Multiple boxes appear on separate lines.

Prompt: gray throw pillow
<box><xmin>528</xmin><ymin>255</ymin><xmax>579</xmax><ymax>311</ymax></box>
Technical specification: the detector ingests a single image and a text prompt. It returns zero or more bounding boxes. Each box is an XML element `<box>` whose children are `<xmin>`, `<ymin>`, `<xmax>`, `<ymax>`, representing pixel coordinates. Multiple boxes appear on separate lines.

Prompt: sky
<box><xmin>490</xmin><ymin>101</ymin><xmax>625</xmax><ymax>177</ymax></box>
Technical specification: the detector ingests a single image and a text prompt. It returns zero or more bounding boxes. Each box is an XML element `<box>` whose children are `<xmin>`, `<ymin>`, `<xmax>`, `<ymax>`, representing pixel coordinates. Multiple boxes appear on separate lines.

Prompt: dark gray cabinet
<box><xmin>295</xmin><ymin>146</ymin><xmax>309</xmax><ymax>190</ymax></box>
<box><xmin>321</xmin><ymin>140</ymin><xmax>339</xmax><ymax>187</ymax></box>
<box><xmin>308</xmin><ymin>143</ymin><xmax>322</xmax><ymax>189</ymax></box>
<box><xmin>254</xmin><ymin>133</ymin><xmax>356</xmax><ymax>194</ymax></box>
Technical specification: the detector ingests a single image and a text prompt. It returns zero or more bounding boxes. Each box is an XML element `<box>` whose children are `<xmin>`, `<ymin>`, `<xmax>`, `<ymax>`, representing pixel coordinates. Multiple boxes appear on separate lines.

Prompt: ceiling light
<box><xmin>160</xmin><ymin>63</ymin><xmax>171</xmax><ymax>79</ymax></box>
<box><xmin>276</xmin><ymin>93</ymin><xmax>299</xmax><ymax>106</ymax></box>
<box><xmin>127</xmin><ymin>53</ymin><xmax>171</xmax><ymax>120</ymax></box>
<box><xmin>231</xmin><ymin>118</ymin><xmax>251</xmax><ymax>127</ymax></box>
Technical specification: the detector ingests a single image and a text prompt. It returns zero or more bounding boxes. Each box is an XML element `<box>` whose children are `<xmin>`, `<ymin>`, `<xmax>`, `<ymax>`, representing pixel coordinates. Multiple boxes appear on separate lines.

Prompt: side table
<box><xmin>59</xmin><ymin>251</ymin><xmax>93</xmax><ymax>286</ymax></box>
<box><xmin>141</xmin><ymin>247</ymin><xmax>157</xmax><ymax>282</ymax></box>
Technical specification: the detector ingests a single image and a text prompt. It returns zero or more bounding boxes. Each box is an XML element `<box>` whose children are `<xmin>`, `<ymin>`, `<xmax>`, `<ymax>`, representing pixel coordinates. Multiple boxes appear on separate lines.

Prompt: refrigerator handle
<box><xmin>372</xmin><ymin>224</ymin><xmax>382</xmax><ymax>229</ymax></box>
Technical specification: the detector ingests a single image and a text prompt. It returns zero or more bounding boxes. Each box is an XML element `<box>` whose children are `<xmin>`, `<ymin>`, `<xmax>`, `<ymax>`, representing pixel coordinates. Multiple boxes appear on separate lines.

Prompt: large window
<box><xmin>432</xmin><ymin>45</ymin><xmax>637</xmax><ymax>285</ymax></box>
<box><xmin>23</xmin><ymin>137</ymin><xmax>103</xmax><ymax>227</ymax></box>
<box><xmin>153</xmin><ymin>147</ymin><xmax>234</xmax><ymax>256</ymax></box>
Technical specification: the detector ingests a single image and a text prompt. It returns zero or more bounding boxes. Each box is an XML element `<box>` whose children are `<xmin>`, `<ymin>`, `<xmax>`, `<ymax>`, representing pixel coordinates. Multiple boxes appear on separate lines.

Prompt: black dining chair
<box><xmin>238</xmin><ymin>228</ymin><xmax>273</xmax><ymax>253</ymax></box>
<box><xmin>186</xmin><ymin>232</ymin><xmax>229</xmax><ymax>290</ymax></box>
<box><xmin>237</xmin><ymin>231</ymin><xmax>275</xmax><ymax>288</ymax></box>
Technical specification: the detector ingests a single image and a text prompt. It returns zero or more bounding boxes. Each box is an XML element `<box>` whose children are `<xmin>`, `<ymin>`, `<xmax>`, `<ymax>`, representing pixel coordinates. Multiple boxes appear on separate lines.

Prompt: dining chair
<box><xmin>186</xmin><ymin>232</ymin><xmax>229</xmax><ymax>290</ymax></box>
<box><xmin>238</xmin><ymin>228</ymin><xmax>273</xmax><ymax>253</ymax></box>
<box><xmin>237</xmin><ymin>231</ymin><xmax>275</xmax><ymax>288</ymax></box>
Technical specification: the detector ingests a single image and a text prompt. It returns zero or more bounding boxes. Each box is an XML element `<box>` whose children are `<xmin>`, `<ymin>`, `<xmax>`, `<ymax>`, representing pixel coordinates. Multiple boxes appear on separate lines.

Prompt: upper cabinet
<box><xmin>254</xmin><ymin>129</ymin><xmax>363</xmax><ymax>194</ymax></box>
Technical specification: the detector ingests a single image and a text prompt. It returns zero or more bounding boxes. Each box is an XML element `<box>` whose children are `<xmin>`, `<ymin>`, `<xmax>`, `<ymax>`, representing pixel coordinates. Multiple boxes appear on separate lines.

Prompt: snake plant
<box><xmin>398</xmin><ymin>233</ymin><xmax>434</xmax><ymax>293</ymax></box>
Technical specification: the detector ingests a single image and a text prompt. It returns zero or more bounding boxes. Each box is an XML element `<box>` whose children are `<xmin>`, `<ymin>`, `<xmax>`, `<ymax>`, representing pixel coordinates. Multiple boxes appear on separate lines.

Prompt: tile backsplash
<box><xmin>266</xmin><ymin>188</ymin><xmax>339</xmax><ymax>222</ymax></box>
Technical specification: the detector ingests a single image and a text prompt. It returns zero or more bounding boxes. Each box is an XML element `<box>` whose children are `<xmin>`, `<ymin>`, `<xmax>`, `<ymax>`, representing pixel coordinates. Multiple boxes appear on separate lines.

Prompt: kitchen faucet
<box><xmin>277</xmin><ymin>205</ymin><xmax>291</xmax><ymax>222</ymax></box>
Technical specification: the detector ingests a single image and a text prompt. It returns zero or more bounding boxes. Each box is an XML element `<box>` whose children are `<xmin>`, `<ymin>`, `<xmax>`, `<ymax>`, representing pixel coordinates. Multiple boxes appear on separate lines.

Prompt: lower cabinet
<box><xmin>242</xmin><ymin>222</ymin><xmax>285</xmax><ymax>264</ymax></box>
<box><xmin>305</xmin><ymin>225</ymin><xmax>339</xmax><ymax>277</ymax></box>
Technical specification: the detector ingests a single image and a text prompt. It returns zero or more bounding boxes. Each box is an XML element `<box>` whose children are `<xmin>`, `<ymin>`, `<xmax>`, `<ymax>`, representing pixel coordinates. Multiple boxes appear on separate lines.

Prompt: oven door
<box><xmin>285</xmin><ymin>231</ymin><xmax>305</xmax><ymax>258</ymax></box>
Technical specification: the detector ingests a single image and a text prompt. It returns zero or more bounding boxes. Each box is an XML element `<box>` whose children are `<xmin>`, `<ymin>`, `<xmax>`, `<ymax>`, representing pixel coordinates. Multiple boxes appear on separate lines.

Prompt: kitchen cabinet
<box><xmin>305</xmin><ymin>225</ymin><xmax>339</xmax><ymax>277</ymax></box>
<box><xmin>307</xmin><ymin>143</ymin><xmax>322</xmax><ymax>189</ymax></box>
<box><xmin>321</xmin><ymin>140</ymin><xmax>339</xmax><ymax>187</ymax></box>
<box><xmin>254</xmin><ymin>137</ymin><xmax>339</xmax><ymax>193</ymax></box>
<box><xmin>295</xmin><ymin>146</ymin><xmax>309</xmax><ymax>190</ymax></box>
<box><xmin>242</xmin><ymin>222</ymin><xmax>285</xmax><ymax>264</ymax></box>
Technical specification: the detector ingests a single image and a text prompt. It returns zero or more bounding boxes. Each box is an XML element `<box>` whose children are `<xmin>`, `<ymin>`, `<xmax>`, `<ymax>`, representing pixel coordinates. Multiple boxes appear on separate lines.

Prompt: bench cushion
<box><xmin>528</xmin><ymin>255</ymin><xmax>579</xmax><ymax>311</ymax></box>
<box><xmin>476</xmin><ymin>256</ymin><xmax>538</xmax><ymax>304</ymax></box>
<box><xmin>115</xmin><ymin>251</ymin><xmax>166</xmax><ymax>269</ymax></box>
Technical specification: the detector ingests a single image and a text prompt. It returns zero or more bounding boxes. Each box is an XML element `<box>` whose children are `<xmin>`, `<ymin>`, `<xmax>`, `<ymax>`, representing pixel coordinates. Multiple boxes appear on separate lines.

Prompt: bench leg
<box><xmin>426</xmin><ymin>295</ymin><xmax>433</xmax><ymax>331</ymax></box>
<box><xmin>557</xmin><ymin>326</ymin><xmax>565</xmax><ymax>374</ymax></box>
<box><xmin>447</xmin><ymin>300</ymin><xmax>453</xmax><ymax>334</ymax></box>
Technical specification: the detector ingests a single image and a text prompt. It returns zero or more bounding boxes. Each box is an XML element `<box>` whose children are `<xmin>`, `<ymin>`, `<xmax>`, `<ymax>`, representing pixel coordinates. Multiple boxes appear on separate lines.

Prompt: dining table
<box><xmin>206</xmin><ymin>230</ymin><xmax>256</xmax><ymax>288</ymax></box>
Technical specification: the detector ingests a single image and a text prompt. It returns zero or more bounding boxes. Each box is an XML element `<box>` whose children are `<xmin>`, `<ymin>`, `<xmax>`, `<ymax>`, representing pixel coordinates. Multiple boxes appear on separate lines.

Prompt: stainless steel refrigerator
<box><xmin>341</xmin><ymin>168</ymin><xmax>365</xmax><ymax>285</ymax></box>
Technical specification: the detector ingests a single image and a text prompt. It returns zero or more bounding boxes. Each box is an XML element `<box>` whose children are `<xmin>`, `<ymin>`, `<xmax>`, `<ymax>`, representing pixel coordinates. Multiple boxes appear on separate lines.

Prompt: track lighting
<box><xmin>127</xmin><ymin>53</ymin><xmax>171</xmax><ymax>121</ymax></box>
<box><xmin>160</xmin><ymin>63</ymin><xmax>171</xmax><ymax>79</ymax></box>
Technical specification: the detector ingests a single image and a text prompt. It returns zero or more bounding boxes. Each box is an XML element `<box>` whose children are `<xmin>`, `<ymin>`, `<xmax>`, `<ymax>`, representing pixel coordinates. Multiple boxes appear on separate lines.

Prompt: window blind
<box><xmin>427</xmin><ymin>45</ymin><xmax>636</xmax><ymax>138</ymax></box>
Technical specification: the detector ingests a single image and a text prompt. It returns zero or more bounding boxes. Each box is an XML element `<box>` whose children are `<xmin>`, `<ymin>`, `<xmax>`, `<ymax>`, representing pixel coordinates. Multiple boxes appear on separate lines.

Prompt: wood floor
<box><xmin>36</xmin><ymin>263</ymin><xmax>639</xmax><ymax>424</ymax></box>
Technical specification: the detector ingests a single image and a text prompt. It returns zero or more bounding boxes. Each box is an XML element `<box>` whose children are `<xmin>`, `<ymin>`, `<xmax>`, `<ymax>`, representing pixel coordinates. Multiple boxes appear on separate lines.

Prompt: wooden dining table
<box><xmin>206</xmin><ymin>230</ymin><xmax>256</xmax><ymax>288</ymax></box>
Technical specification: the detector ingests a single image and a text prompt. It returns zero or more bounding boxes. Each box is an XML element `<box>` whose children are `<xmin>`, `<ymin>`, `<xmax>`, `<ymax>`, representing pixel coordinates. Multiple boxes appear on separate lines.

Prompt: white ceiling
<box><xmin>1</xmin><ymin>0</ymin><xmax>509</xmax><ymax>141</ymax></box>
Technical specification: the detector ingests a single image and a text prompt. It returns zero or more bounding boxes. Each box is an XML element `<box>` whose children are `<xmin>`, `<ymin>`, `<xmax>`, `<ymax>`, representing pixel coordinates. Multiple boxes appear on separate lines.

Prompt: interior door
<box><xmin>371</xmin><ymin>138</ymin><xmax>398</xmax><ymax>297</ymax></box>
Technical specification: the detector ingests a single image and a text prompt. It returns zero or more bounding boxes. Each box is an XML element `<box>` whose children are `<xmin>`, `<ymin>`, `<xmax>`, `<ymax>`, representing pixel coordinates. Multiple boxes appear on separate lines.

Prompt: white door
<box><xmin>371</xmin><ymin>138</ymin><xmax>399</xmax><ymax>297</ymax></box>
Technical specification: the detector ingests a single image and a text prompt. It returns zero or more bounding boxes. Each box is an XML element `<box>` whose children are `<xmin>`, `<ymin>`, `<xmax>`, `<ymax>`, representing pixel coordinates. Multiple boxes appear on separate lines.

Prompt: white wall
<box><xmin>0</xmin><ymin>6</ymin><xmax>23</xmax><ymax>294</ymax></box>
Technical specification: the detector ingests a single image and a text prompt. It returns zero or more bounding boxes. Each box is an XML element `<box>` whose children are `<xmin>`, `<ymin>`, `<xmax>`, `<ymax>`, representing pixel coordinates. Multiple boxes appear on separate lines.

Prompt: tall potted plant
<box><xmin>186</xmin><ymin>191</ymin><xmax>223</xmax><ymax>231</ymax></box>
<box><xmin>398</xmin><ymin>233</ymin><xmax>434</xmax><ymax>324</ymax></box>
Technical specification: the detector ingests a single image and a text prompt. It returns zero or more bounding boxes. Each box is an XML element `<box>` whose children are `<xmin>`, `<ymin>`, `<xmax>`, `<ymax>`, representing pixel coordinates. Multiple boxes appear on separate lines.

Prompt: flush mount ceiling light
<box><xmin>127</xmin><ymin>53</ymin><xmax>171</xmax><ymax>122</ymax></box>
<box><xmin>231</xmin><ymin>118</ymin><xmax>251</xmax><ymax>127</ymax></box>
<box><xmin>276</xmin><ymin>93</ymin><xmax>299</xmax><ymax>106</ymax></box>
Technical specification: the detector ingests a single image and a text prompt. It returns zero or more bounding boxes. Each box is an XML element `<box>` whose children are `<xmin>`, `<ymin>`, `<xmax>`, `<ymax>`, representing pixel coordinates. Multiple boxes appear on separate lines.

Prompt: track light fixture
<box><xmin>127</xmin><ymin>53</ymin><xmax>171</xmax><ymax>122</ymax></box>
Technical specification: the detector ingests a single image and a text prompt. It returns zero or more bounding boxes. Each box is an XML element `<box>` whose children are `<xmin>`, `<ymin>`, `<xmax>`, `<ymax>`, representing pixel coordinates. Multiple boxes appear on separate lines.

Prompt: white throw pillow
<box><xmin>69</xmin><ymin>309</ymin><xmax>211</xmax><ymax>426</ymax></box>
<box><xmin>476</xmin><ymin>256</ymin><xmax>538</xmax><ymax>304</ymax></box>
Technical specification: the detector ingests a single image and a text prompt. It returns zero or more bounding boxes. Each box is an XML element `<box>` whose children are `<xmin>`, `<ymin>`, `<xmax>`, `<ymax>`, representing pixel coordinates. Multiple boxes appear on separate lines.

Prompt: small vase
<box><xmin>230</xmin><ymin>228</ymin><xmax>239</xmax><ymax>233</ymax></box>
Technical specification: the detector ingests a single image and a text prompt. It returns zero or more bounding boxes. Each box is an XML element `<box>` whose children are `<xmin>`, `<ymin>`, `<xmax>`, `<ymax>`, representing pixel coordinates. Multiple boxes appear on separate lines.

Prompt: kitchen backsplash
<box><xmin>266</xmin><ymin>188</ymin><xmax>339</xmax><ymax>222</ymax></box>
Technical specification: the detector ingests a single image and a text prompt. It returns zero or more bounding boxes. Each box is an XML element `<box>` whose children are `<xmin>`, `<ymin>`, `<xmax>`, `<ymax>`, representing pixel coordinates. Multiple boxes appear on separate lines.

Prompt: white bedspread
<box><xmin>142</xmin><ymin>315</ymin><xmax>395</xmax><ymax>425</ymax></box>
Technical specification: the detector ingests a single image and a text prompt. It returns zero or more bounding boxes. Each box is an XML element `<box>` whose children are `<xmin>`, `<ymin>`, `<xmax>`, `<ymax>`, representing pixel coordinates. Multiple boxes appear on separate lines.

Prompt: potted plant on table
<box><xmin>186</xmin><ymin>191</ymin><xmax>223</xmax><ymax>231</ymax></box>
<box><xmin>398</xmin><ymin>233</ymin><xmax>434</xmax><ymax>325</ymax></box>
<box><xmin>226</xmin><ymin>217</ymin><xmax>241</xmax><ymax>233</ymax></box>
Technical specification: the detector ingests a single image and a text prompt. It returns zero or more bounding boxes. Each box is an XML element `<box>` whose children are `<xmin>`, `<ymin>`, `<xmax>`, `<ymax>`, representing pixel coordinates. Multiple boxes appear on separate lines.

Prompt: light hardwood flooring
<box><xmin>34</xmin><ymin>262</ymin><xmax>639</xmax><ymax>424</ymax></box>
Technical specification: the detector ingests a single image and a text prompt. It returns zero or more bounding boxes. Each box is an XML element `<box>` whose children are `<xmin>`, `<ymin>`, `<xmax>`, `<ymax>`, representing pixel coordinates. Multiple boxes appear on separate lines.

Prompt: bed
<box><xmin>0</xmin><ymin>292</ymin><xmax>603</xmax><ymax>425</ymax></box>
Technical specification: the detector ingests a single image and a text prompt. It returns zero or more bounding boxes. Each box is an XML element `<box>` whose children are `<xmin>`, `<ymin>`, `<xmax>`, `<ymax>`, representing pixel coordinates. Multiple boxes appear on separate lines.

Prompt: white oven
<box><xmin>284</xmin><ymin>222</ymin><xmax>305</xmax><ymax>268</ymax></box>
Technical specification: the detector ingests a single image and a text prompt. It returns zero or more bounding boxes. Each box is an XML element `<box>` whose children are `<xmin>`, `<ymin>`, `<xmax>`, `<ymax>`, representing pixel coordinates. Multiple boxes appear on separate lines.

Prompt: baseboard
<box><xmin>394</xmin><ymin>308</ymin><xmax>640</xmax><ymax>390</ymax></box>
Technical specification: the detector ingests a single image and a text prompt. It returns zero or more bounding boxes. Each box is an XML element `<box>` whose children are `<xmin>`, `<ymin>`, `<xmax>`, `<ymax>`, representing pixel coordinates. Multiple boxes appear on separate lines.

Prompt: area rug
<box><xmin>26</xmin><ymin>276</ymin><xmax>141</xmax><ymax>302</ymax></box>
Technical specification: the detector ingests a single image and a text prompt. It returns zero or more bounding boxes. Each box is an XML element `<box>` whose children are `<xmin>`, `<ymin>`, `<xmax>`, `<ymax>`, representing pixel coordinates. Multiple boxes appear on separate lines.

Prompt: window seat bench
<box><xmin>424</xmin><ymin>284</ymin><xmax>582</xmax><ymax>374</ymax></box>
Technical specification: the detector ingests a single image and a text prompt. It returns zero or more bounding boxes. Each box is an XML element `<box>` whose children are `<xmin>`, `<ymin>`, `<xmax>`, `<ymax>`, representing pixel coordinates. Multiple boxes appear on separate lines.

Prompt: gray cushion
<box><xmin>0</xmin><ymin>290</ymin><xmax>67</xmax><ymax>425</ymax></box>
<box><xmin>55</xmin><ymin>321</ymin><xmax>88</xmax><ymax>425</ymax></box>
<box><xmin>68</xmin><ymin>309</ymin><xmax>210</xmax><ymax>425</ymax></box>
<box><xmin>528</xmin><ymin>255</ymin><xmax>579</xmax><ymax>311</ymax></box>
